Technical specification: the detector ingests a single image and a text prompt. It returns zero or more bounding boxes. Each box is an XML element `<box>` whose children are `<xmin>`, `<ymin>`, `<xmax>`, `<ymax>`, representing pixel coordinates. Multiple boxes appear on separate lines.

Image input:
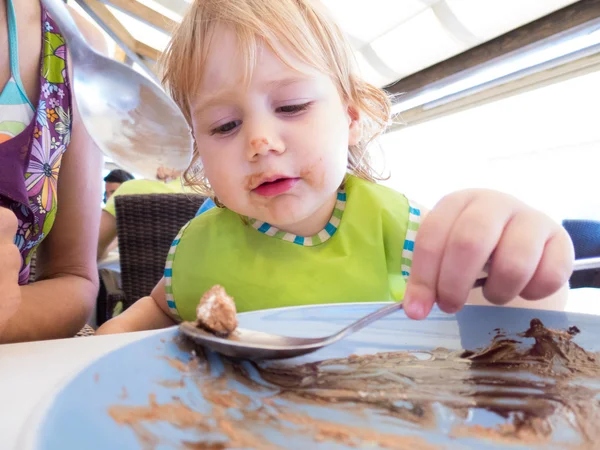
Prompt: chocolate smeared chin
<box><xmin>110</xmin><ymin>318</ymin><xmax>600</xmax><ymax>449</ymax></box>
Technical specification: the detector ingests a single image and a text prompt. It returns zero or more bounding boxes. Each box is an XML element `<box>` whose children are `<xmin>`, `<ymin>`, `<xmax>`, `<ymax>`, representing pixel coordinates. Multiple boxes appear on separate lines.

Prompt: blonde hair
<box><xmin>161</xmin><ymin>0</ymin><xmax>392</xmax><ymax>197</ymax></box>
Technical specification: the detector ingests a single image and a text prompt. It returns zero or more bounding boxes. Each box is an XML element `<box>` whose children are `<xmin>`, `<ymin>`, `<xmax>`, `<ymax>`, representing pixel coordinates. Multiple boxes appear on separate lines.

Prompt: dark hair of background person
<box><xmin>103</xmin><ymin>169</ymin><xmax>135</xmax><ymax>203</ymax></box>
<box><xmin>104</xmin><ymin>169</ymin><xmax>135</xmax><ymax>184</ymax></box>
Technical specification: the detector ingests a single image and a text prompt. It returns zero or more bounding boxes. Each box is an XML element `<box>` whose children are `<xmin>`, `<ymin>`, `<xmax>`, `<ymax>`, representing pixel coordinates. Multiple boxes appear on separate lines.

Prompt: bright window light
<box><xmin>379</xmin><ymin>68</ymin><xmax>600</xmax><ymax>222</ymax></box>
<box><xmin>107</xmin><ymin>6</ymin><xmax>171</xmax><ymax>51</ymax></box>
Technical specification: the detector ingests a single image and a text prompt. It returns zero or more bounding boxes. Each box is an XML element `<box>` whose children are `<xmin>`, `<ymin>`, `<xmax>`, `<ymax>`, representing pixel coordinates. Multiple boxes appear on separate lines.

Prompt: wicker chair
<box><xmin>114</xmin><ymin>193</ymin><xmax>205</xmax><ymax>311</ymax></box>
<box><xmin>562</xmin><ymin>219</ymin><xmax>600</xmax><ymax>288</ymax></box>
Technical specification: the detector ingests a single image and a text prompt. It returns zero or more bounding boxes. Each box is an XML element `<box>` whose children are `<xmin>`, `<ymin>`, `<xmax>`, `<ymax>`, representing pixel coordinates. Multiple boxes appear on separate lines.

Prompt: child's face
<box><xmin>190</xmin><ymin>27</ymin><xmax>360</xmax><ymax>234</ymax></box>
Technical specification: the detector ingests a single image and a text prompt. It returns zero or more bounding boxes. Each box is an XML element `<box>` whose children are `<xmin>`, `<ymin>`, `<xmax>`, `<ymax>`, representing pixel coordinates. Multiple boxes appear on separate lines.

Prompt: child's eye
<box><xmin>277</xmin><ymin>102</ymin><xmax>312</xmax><ymax>114</ymax></box>
<box><xmin>210</xmin><ymin>120</ymin><xmax>241</xmax><ymax>135</ymax></box>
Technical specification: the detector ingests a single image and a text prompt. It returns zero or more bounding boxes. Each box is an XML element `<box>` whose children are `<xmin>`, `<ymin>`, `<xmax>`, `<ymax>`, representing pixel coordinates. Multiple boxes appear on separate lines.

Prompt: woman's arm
<box><xmin>0</xmin><ymin>209</ymin><xmax>22</xmax><ymax>337</ymax></box>
<box><xmin>0</xmin><ymin>87</ymin><xmax>103</xmax><ymax>343</ymax></box>
<box><xmin>96</xmin><ymin>278</ymin><xmax>177</xmax><ymax>334</ymax></box>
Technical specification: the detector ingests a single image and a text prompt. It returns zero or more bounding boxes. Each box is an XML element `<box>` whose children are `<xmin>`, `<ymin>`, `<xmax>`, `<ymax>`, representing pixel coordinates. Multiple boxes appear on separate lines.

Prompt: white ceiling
<box><xmin>321</xmin><ymin>0</ymin><xmax>579</xmax><ymax>86</ymax></box>
<box><xmin>98</xmin><ymin>0</ymin><xmax>579</xmax><ymax>87</ymax></box>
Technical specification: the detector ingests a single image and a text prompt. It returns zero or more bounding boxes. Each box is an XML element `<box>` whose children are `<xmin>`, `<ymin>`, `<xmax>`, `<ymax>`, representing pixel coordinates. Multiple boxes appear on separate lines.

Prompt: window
<box><xmin>378</xmin><ymin>68</ymin><xmax>600</xmax><ymax>222</ymax></box>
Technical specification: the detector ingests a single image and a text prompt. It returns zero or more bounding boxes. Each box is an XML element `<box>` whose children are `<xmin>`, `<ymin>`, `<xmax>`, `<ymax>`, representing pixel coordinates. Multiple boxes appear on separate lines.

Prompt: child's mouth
<box><xmin>253</xmin><ymin>177</ymin><xmax>300</xmax><ymax>197</ymax></box>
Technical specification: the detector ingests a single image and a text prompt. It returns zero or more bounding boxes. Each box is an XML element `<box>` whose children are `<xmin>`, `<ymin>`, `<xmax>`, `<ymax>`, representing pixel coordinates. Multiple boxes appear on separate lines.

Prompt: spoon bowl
<box><xmin>180</xmin><ymin>301</ymin><xmax>404</xmax><ymax>361</ymax></box>
<box><xmin>42</xmin><ymin>0</ymin><xmax>192</xmax><ymax>178</ymax></box>
<box><xmin>179</xmin><ymin>322</ymin><xmax>330</xmax><ymax>360</ymax></box>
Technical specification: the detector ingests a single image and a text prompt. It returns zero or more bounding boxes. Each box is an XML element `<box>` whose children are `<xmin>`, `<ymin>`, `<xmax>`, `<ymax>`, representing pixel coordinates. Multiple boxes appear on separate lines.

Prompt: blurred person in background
<box><xmin>97</xmin><ymin>169</ymin><xmax>135</xmax><ymax>263</ymax></box>
<box><xmin>97</xmin><ymin>166</ymin><xmax>191</xmax><ymax>260</ymax></box>
<box><xmin>103</xmin><ymin>168</ymin><xmax>134</xmax><ymax>203</ymax></box>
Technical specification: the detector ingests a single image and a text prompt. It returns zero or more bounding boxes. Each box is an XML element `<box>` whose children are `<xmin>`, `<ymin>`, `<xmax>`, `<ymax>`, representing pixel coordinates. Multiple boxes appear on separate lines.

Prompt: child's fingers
<box><xmin>403</xmin><ymin>190</ymin><xmax>571</xmax><ymax>320</ymax></box>
<box><xmin>520</xmin><ymin>228</ymin><xmax>574</xmax><ymax>300</ymax></box>
<box><xmin>436</xmin><ymin>198</ymin><xmax>508</xmax><ymax>313</ymax></box>
<box><xmin>482</xmin><ymin>210</ymin><xmax>549</xmax><ymax>304</ymax></box>
<box><xmin>403</xmin><ymin>192</ymin><xmax>471</xmax><ymax>320</ymax></box>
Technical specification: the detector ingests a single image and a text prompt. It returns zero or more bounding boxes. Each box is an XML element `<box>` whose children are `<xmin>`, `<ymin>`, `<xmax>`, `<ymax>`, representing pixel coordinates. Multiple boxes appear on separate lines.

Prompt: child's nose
<box><xmin>246</xmin><ymin>135</ymin><xmax>285</xmax><ymax>160</ymax></box>
<box><xmin>251</xmin><ymin>137</ymin><xmax>269</xmax><ymax>153</ymax></box>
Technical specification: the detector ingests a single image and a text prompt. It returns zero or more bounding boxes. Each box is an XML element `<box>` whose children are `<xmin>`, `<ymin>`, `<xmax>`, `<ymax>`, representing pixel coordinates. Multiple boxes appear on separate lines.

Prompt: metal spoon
<box><xmin>180</xmin><ymin>257</ymin><xmax>600</xmax><ymax>360</ymax></box>
<box><xmin>41</xmin><ymin>0</ymin><xmax>192</xmax><ymax>179</ymax></box>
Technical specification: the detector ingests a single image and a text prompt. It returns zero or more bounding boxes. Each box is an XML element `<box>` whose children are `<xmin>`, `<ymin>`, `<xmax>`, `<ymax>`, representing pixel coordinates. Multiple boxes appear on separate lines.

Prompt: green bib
<box><xmin>165</xmin><ymin>176</ymin><xmax>417</xmax><ymax>321</ymax></box>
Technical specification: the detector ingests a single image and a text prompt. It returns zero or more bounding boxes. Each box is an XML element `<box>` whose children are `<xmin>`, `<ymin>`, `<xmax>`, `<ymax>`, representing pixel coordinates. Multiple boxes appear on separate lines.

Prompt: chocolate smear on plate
<box><xmin>109</xmin><ymin>319</ymin><xmax>600</xmax><ymax>449</ymax></box>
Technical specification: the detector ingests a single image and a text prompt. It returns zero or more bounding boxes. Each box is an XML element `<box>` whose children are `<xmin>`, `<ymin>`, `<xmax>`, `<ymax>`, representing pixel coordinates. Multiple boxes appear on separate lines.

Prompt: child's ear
<box><xmin>347</xmin><ymin>105</ymin><xmax>362</xmax><ymax>146</ymax></box>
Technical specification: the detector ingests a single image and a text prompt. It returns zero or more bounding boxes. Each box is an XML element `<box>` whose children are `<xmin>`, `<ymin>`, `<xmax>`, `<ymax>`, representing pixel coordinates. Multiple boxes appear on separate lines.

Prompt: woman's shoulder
<box><xmin>13</xmin><ymin>0</ymin><xmax>43</xmax><ymax>104</ymax></box>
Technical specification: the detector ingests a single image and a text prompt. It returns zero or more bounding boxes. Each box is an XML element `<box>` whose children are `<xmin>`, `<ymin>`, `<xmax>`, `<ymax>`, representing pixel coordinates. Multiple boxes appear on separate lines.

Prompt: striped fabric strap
<box><xmin>401</xmin><ymin>202</ymin><xmax>422</xmax><ymax>279</ymax></box>
<box><xmin>249</xmin><ymin>189</ymin><xmax>346</xmax><ymax>246</ymax></box>
<box><xmin>164</xmin><ymin>221</ymin><xmax>192</xmax><ymax>321</ymax></box>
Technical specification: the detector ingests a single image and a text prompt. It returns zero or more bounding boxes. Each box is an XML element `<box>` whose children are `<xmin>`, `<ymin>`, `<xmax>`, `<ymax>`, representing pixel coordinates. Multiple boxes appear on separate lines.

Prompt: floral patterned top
<box><xmin>0</xmin><ymin>4</ymin><xmax>72</xmax><ymax>285</ymax></box>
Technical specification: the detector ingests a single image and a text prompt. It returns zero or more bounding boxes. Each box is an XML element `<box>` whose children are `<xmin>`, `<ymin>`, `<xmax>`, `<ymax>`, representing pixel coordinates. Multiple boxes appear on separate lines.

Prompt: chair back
<box><xmin>562</xmin><ymin>219</ymin><xmax>600</xmax><ymax>288</ymax></box>
<box><xmin>115</xmin><ymin>193</ymin><xmax>205</xmax><ymax>307</ymax></box>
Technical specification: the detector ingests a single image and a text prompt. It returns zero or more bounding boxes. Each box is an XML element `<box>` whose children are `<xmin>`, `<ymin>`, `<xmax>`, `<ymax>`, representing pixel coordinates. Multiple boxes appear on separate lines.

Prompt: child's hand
<box><xmin>403</xmin><ymin>189</ymin><xmax>574</xmax><ymax>319</ymax></box>
<box><xmin>0</xmin><ymin>207</ymin><xmax>21</xmax><ymax>335</ymax></box>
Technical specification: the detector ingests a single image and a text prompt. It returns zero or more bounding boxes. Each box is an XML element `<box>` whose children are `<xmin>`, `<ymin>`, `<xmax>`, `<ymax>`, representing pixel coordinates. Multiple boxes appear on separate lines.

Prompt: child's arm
<box><xmin>96</xmin><ymin>278</ymin><xmax>177</xmax><ymax>334</ymax></box>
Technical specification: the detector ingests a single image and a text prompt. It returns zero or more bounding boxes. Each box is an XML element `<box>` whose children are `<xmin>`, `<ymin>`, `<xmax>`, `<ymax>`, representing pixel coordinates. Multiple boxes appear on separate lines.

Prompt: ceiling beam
<box><xmin>386</xmin><ymin>0</ymin><xmax>600</xmax><ymax>95</ymax></box>
<box><xmin>79</xmin><ymin>0</ymin><xmax>162</xmax><ymax>61</ymax></box>
<box><xmin>113</xmin><ymin>45</ymin><xmax>129</xmax><ymax>63</ymax></box>
<box><xmin>139</xmin><ymin>55</ymin><xmax>161</xmax><ymax>78</ymax></box>
<box><xmin>79</xmin><ymin>0</ymin><xmax>136</xmax><ymax>49</ymax></box>
<box><xmin>391</xmin><ymin>40</ymin><xmax>600</xmax><ymax>129</ymax></box>
<box><xmin>101</xmin><ymin>0</ymin><xmax>178</xmax><ymax>34</ymax></box>
<box><xmin>135</xmin><ymin>40</ymin><xmax>162</xmax><ymax>61</ymax></box>
<box><xmin>76</xmin><ymin>0</ymin><xmax>160</xmax><ymax>82</ymax></box>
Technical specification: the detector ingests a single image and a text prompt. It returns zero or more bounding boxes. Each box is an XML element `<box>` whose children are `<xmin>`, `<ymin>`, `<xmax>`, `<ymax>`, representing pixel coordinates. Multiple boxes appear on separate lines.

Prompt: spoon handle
<box><xmin>332</xmin><ymin>302</ymin><xmax>404</xmax><ymax>343</ymax></box>
<box><xmin>472</xmin><ymin>256</ymin><xmax>600</xmax><ymax>289</ymax></box>
<box><xmin>571</xmin><ymin>256</ymin><xmax>600</xmax><ymax>272</ymax></box>
<box><xmin>41</xmin><ymin>0</ymin><xmax>88</xmax><ymax>58</ymax></box>
<box><xmin>333</xmin><ymin>256</ymin><xmax>600</xmax><ymax>343</ymax></box>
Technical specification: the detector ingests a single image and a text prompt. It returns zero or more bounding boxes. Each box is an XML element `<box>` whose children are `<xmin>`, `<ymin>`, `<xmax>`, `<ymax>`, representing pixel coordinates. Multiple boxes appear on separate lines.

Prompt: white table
<box><xmin>1</xmin><ymin>289</ymin><xmax>598</xmax><ymax>450</ymax></box>
<box><xmin>0</xmin><ymin>330</ymin><xmax>162</xmax><ymax>450</ymax></box>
